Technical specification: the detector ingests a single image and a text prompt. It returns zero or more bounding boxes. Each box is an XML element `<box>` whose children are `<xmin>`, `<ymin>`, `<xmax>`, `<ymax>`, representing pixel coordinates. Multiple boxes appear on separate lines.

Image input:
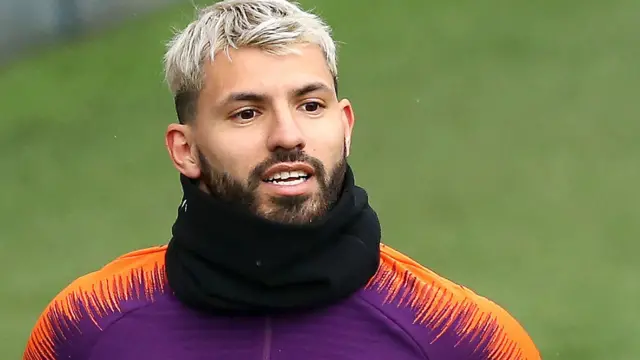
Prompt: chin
<box><xmin>257</xmin><ymin>195</ymin><xmax>326</xmax><ymax>224</ymax></box>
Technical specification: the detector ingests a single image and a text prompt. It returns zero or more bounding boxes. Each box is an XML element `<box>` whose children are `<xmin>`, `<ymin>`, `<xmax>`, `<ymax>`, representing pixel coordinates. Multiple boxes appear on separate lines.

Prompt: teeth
<box><xmin>273</xmin><ymin>178</ymin><xmax>306</xmax><ymax>186</ymax></box>
<box><xmin>267</xmin><ymin>170</ymin><xmax>309</xmax><ymax>181</ymax></box>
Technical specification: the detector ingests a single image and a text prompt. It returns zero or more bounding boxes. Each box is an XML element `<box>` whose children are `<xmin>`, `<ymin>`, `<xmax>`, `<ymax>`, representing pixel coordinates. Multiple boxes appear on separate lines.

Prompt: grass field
<box><xmin>1</xmin><ymin>0</ymin><xmax>639</xmax><ymax>358</ymax></box>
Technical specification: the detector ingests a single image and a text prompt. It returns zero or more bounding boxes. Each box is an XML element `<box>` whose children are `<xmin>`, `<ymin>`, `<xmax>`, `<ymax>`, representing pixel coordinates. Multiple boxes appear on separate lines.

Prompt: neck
<box><xmin>164</xmin><ymin>165</ymin><xmax>382</xmax><ymax>315</ymax></box>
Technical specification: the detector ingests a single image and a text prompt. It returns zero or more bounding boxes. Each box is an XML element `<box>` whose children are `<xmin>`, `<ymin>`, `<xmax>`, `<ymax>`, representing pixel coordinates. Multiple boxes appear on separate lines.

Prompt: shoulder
<box><xmin>363</xmin><ymin>244</ymin><xmax>541</xmax><ymax>360</ymax></box>
<box><xmin>23</xmin><ymin>246</ymin><xmax>168</xmax><ymax>360</ymax></box>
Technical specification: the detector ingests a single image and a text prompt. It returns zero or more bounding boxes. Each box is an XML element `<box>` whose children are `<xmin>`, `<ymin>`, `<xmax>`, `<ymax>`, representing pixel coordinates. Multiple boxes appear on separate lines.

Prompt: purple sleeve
<box><xmin>23</xmin><ymin>296</ymin><xmax>105</xmax><ymax>359</ymax></box>
<box><xmin>23</xmin><ymin>292</ymin><xmax>143</xmax><ymax>360</ymax></box>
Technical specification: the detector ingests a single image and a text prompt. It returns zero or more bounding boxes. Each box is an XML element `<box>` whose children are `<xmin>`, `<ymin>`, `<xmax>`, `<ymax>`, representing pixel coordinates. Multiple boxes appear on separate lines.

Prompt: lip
<box><xmin>262</xmin><ymin>162</ymin><xmax>315</xmax><ymax>181</ymax></box>
<box><xmin>261</xmin><ymin>177</ymin><xmax>315</xmax><ymax>197</ymax></box>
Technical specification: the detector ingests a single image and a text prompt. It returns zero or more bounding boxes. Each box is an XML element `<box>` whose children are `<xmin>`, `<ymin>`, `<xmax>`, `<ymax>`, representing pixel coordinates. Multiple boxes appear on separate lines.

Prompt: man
<box><xmin>23</xmin><ymin>0</ymin><xmax>541</xmax><ymax>359</ymax></box>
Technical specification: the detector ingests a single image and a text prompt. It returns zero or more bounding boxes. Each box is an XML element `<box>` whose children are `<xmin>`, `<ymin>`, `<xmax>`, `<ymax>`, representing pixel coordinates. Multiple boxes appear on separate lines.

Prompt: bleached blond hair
<box><xmin>163</xmin><ymin>0</ymin><xmax>338</xmax><ymax>122</ymax></box>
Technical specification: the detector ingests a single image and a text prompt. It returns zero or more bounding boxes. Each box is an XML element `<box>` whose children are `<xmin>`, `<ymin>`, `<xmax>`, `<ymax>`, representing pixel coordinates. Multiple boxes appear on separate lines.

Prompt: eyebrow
<box><xmin>291</xmin><ymin>82</ymin><xmax>333</xmax><ymax>98</ymax></box>
<box><xmin>218</xmin><ymin>82</ymin><xmax>333</xmax><ymax>108</ymax></box>
<box><xmin>221</xmin><ymin>92</ymin><xmax>268</xmax><ymax>106</ymax></box>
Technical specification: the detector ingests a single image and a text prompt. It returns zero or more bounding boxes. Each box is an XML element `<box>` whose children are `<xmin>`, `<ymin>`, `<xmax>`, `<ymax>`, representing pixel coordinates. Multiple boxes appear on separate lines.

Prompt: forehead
<box><xmin>201</xmin><ymin>44</ymin><xmax>335</xmax><ymax>99</ymax></box>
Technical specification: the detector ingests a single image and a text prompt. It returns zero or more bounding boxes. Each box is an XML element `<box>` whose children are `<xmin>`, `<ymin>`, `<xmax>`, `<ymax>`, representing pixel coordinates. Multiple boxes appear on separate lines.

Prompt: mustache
<box><xmin>248</xmin><ymin>148</ymin><xmax>326</xmax><ymax>187</ymax></box>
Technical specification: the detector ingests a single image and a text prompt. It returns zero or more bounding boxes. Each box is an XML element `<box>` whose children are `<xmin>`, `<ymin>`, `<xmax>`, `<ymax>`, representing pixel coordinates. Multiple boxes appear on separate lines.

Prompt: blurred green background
<box><xmin>1</xmin><ymin>0</ymin><xmax>638</xmax><ymax>358</ymax></box>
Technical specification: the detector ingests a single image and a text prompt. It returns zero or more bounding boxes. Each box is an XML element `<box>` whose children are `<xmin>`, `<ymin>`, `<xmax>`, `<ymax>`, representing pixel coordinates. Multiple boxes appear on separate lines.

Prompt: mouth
<box><xmin>262</xmin><ymin>162</ymin><xmax>315</xmax><ymax>187</ymax></box>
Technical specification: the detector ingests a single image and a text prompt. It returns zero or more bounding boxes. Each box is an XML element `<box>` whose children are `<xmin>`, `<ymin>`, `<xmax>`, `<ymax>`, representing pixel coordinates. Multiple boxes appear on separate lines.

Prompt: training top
<box><xmin>23</xmin><ymin>244</ymin><xmax>540</xmax><ymax>360</ymax></box>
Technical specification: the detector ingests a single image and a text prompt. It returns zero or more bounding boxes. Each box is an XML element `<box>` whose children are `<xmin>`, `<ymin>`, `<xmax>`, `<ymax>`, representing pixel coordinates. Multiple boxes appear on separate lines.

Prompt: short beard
<box><xmin>197</xmin><ymin>147</ymin><xmax>347</xmax><ymax>224</ymax></box>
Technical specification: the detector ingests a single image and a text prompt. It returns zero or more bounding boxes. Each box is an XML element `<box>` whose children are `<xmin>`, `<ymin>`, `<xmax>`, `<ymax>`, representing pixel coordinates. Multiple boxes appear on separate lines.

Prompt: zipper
<box><xmin>262</xmin><ymin>317</ymin><xmax>272</xmax><ymax>360</ymax></box>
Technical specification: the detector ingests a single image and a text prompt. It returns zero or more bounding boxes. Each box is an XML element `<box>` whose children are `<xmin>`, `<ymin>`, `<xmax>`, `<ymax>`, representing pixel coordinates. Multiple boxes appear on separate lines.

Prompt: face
<box><xmin>165</xmin><ymin>44</ymin><xmax>355</xmax><ymax>224</ymax></box>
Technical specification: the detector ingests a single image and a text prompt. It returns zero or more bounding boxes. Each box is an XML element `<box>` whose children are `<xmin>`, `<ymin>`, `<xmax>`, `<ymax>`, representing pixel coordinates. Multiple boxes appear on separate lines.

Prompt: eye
<box><xmin>300</xmin><ymin>101</ymin><xmax>325</xmax><ymax>115</ymax></box>
<box><xmin>231</xmin><ymin>108</ymin><xmax>260</xmax><ymax>122</ymax></box>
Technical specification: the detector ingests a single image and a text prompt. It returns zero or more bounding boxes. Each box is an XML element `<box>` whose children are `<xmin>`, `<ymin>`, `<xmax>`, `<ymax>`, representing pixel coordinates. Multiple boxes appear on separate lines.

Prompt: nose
<box><xmin>266</xmin><ymin>107</ymin><xmax>306</xmax><ymax>152</ymax></box>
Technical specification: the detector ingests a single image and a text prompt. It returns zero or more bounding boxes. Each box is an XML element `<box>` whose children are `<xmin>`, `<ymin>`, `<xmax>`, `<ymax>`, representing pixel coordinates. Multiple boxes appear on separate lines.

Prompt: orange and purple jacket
<box><xmin>24</xmin><ymin>244</ymin><xmax>540</xmax><ymax>360</ymax></box>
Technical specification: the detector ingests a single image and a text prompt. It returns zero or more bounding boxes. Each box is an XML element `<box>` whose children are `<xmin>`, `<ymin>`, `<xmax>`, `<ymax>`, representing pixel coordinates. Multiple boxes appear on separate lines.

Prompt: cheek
<box><xmin>305</xmin><ymin>125</ymin><xmax>346</xmax><ymax>163</ymax></box>
<box><xmin>200</xmin><ymin>131</ymin><xmax>265</xmax><ymax>179</ymax></box>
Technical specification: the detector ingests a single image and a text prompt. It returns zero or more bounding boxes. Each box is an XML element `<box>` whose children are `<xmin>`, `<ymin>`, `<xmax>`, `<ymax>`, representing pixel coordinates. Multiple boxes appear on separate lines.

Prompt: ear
<box><xmin>165</xmin><ymin>123</ymin><xmax>201</xmax><ymax>179</ymax></box>
<box><xmin>338</xmin><ymin>98</ymin><xmax>355</xmax><ymax>157</ymax></box>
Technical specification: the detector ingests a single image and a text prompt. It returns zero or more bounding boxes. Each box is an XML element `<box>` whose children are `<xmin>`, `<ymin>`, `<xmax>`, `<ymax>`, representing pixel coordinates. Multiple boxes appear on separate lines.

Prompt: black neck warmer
<box><xmin>164</xmin><ymin>165</ymin><xmax>382</xmax><ymax>315</ymax></box>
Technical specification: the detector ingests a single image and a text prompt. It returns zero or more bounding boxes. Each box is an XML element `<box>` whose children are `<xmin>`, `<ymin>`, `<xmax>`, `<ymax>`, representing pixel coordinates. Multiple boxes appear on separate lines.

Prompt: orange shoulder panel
<box><xmin>23</xmin><ymin>245</ymin><xmax>168</xmax><ymax>360</ymax></box>
<box><xmin>369</xmin><ymin>244</ymin><xmax>541</xmax><ymax>360</ymax></box>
